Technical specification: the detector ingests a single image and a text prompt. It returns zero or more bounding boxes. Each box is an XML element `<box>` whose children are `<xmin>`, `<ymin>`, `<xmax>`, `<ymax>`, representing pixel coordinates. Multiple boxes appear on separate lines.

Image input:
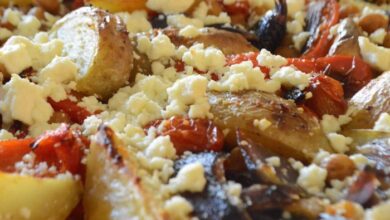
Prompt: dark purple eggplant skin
<box><xmin>174</xmin><ymin>152</ymin><xmax>251</xmax><ymax>220</ymax></box>
<box><xmin>252</xmin><ymin>0</ymin><xmax>287</xmax><ymax>52</ymax></box>
<box><xmin>302</xmin><ymin>0</ymin><xmax>326</xmax><ymax>53</ymax></box>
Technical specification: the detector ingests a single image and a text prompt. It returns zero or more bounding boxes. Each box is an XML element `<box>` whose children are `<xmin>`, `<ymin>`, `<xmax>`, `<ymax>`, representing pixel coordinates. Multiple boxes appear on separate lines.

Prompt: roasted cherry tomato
<box><xmin>145</xmin><ymin>117</ymin><xmax>224</xmax><ymax>155</ymax></box>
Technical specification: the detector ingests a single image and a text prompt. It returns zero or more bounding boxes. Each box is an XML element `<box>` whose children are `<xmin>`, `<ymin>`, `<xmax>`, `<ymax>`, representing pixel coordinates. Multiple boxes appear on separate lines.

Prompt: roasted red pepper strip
<box><xmin>305</xmin><ymin>75</ymin><xmax>348</xmax><ymax>117</ymax></box>
<box><xmin>222</xmin><ymin>0</ymin><xmax>250</xmax><ymax>17</ymax></box>
<box><xmin>289</xmin><ymin>55</ymin><xmax>373</xmax><ymax>97</ymax></box>
<box><xmin>48</xmin><ymin>98</ymin><xmax>92</xmax><ymax>124</ymax></box>
<box><xmin>302</xmin><ymin>0</ymin><xmax>340</xmax><ymax>58</ymax></box>
<box><xmin>145</xmin><ymin>117</ymin><xmax>224</xmax><ymax>155</ymax></box>
<box><xmin>0</xmin><ymin>124</ymin><xmax>88</xmax><ymax>176</ymax></box>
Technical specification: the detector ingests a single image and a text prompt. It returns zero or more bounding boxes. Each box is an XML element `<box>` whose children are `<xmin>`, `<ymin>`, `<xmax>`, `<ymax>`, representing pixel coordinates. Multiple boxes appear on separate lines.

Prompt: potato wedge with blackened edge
<box><xmin>209</xmin><ymin>91</ymin><xmax>333</xmax><ymax>161</ymax></box>
<box><xmin>50</xmin><ymin>7</ymin><xmax>133</xmax><ymax>100</ymax></box>
<box><xmin>0</xmin><ymin>172</ymin><xmax>82</xmax><ymax>220</ymax></box>
<box><xmin>345</xmin><ymin>72</ymin><xmax>390</xmax><ymax>130</ymax></box>
<box><xmin>84</xmin><ymin>125</ymin><xmax>167</xmax><ymax>220</ymax></box>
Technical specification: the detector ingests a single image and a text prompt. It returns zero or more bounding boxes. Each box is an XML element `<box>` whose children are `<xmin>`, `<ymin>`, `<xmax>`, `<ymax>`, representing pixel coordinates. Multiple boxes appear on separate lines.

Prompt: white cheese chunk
<box><xmin>146</xmin><ymin>0</ymin><xmax>195</xmax><ymax>14</ymax></box>
<box><xmin>0</xmin><ymin>74</ymin><xmax>53</xmax><ymax>125</ymax></box>
<box><xmin>287</xmin><ymin>0</ymin><xmax>305</xmax><ymax>17</ymax></box>
<box><xmin>271</xmin><ymin>66</ymin><xmax>311</xmax><ymax>90</ymax></box>
<box><xmin>116</xmin><ymin>11</ymin><xmax>152</xmax><ymax>34</ymax></box>
<box><xmin>369</xmin><ymin>28</ymin><xmax>387</xmax><ymax>45</ymax></box>
<box><xmin>365</xmin><ymin>201</ymin><xmax>390</xmax><ymax>220</ymax></box>
<box><xmin>37</xmin><ymin>56</ymin><xmax>77</xmax><ymax>84</ymax></box>
<box><xmin>0</xmin><ymin>129</ymin><xmax>15</xmax><ymax>140</ymax></box>
<box><xmin>358</xmin><ymin>36</ymin><xmax>390</xmax><ymax>72</ymax></box>
<box><xmin>2</xmin><ymin>8</ymin><xmax>22</xmax><ymax>26</ymax></box>
<box><xmin>0</xmin><ymin>28</ymin><xmax>12</xmax><ymax>41</ymax></box>
<box><xmin>167</xmin><ymin>14</ymin><xmax>203</xmax><ymax>28</ymax></box>
<box><xmin>257</xmin><ymin>49</ymin><xmax>288</xmax><ymax>70</ymax></box>
<box><xmin>15</xmin><ymin>15</ymin><xmax>41</xmax><ymax>37</ymax></box>
<box><xmin>168</xmin><ymin>162</ymin><xmax>207</xmax><ymax>193</ymax></box>
<box><xmin>297</xmin><ymin>164</ymin><xmax>327</xmax><ymax>194</ymax></box>
<box><xmin>137</xmin><ymin>33</ymin><xmax>176</xmax><ymax>60</ymax></box>
<box><xmin>193</xmin><ymin>2</ymin><xmax>231</xmax><ymax>25</ymax></box>
<box><xmin>164</xmin><ymin>196</ymin><xmax>193</xmax><ymax>220</ymax></box>
<box><xmin>373</xmin><ymin>112</ymin><xmax>390</xmax><ymax>132</ymax></box>
<box><xmin>327</xmin><ymin>133</ymin><xmax>352</xmax><ymax>153</ymax></box>
<box><xmin>182</xmin><ymin>43</ymin><xmax>226</xmax><ymax>72</ymax></box>
<box><xmin>0</xmin><ymin>43</ymin><xmax>32</xmax><ymax>74</ymax></box>
<box><xmin>145</xmin><ymin>136</ymin><xmax>176</xmax><ymax>159</ymax></box>
<box><xmin>179</xmin><ymin>25</ymin><xmax>201</xmax><ymax>38</ymax></box>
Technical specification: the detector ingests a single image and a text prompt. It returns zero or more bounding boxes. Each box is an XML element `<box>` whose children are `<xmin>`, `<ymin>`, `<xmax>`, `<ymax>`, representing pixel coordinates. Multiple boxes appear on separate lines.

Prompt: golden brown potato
<box><xmin>164</xmin><ymin>27</ymin><xmax>258</xmax><ymax>55</ymax></box>
<box><xmin>84</xmin><ymin>125</ymin><xmax>167</xmax><ymax>220</ymax></box>
<box><xmin>85</xmin><ymin>0</ymin><xmax>147</xmax><ymax>13</ymax></box>
<box><xmin>0</xmin><ymin>172</ymin><xmax>82</xmax><ymax>220</ymax></box>
<box><xmin>0</xmin><ymin>0</ymin><xmax>32</xmax><ymax>6</ymax></box>
<box><xmin>209</xmin><ymin>91</ymin><xmax>333</xmax><ymax>162</ymax></box>
<box><xmin>345</xmin><ymin>72</ymin><xmax>390</xmax><ymax>130</ymax></box>
<box><xmin>50</xmin><ymin>7</ymin><xmax>133</xmax><ymax>100</ymax></box>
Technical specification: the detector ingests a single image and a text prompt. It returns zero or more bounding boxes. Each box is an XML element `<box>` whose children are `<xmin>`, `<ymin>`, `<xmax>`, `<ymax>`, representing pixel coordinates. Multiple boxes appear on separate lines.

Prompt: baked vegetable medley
<box><xmin>0</xmin><ymin>0</ymin><xmax>389</xmax><ymax>219</ymax></box>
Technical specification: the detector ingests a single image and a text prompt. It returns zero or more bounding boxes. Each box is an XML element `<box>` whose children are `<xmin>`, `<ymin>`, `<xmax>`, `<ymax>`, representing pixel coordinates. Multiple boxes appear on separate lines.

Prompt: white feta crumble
<box><xmin>256</xmin><ymin>49</ymin><xmax>288</xmax><ymax>71</ymax></box>
<box><xmin>327</xmin><ymin>133</ymin><xmax>353</xmax><ymax>153</ymax></box>
<box><xmin>0</xmin><ymin>129</ymin><xmax>15</xmax><ymax>140</ymax></box>
<box><xmin>182</xmin><ymin>43</ymin><xmax>226</xmax><ymax>72</ymax></box>
<box><xmin>253</xmin><ymin>118</ymin><xmax>272</xmax><ymax>131</ymax></box>
<box><xmin>164</xmin><ymin>75</ymin><xmax>211</xmax><ymax>119</ymax></box>
<box><xmin>287</xmin><ymin>20</ymin><xmax>303</xmax><ymax>35</ymax></box>
<box><xmin>15</xmin><ymin>15</ymin><xmax>41</xmax><ymax>37</ymax></box>
<box><xmin>193</xmin><ymin>2</ymin><xmax>231</xmax><ymax>25</ymax></box>
<box><xmin>297</xmin><ymin>164</ymin><xmax>327</xmax><ymax>194</ymax></box>
<box><xmin>349</xmin><ymin>154</ymin><xmax>369</xmax><ymax>170</ymax></box>
<box><xmin>208</xmin><ymin>61</ymin><xmax>281</xmax><ymax>93</ymax></box>
<box><xmin>265</xmin><ymin>156</ymin><xmax>281</xmax><ymax>167</ymax></box>
<box><xmin>167</xmin><ymin>14</ymin><xmax>203</xmax><ymax>28</ymax></box>
<box><xmin>37</xmin><ymin>56</ymin><xmax>77</xmax><ymax>84</ymax></box>
<box><xmin>369</xmin><ymin>28</ymin><xmax>387</xmax><ymax>45</ymax></box>
<box><xmin>144</xmin><ymin>135</ymin><xmax>176</xmax><ymax>159</ymax></box>
<box><xmin>0</xmin><ymin>74</ymin><xmax>53</xmax><ymax>125</ymax></box>
<box><xmin>358</xmin><ymin>36</ymin><xmax>390</xmax><ymax>72</ymax></box>
<box><xmin>115</xmin><ymin>11</ymin><xmax>152</xmax><ymax>34</ymax></box>
<box><xmin>365</xmin><ymin>201</ymin><xmax>390</xmax><ymax>220</ymax></box>
<box><xmin>146</xmin><ymin>0</ymin><xmax>195</xmax><ymax>14</ymax></box>
<box><xmin>0</xmin><ymin>28</ymin><xmax>12</xmax><ymax>41</ymax></box>
<box><xmin>271</xmin><ymin>66</ymin><xmax>311</xmax><ymax>90</ymax></box>
<box><xmin>0</xmin><ymin>43</ymin><xmax>32</xmax><ymax>74</ymax></box>
<box><xmin>293</xmin><ymin>31</ymin><xmax>310</xmax><ymax>51</ymax></box>
<box><xmin>2</xmin><ymin>8</ymin><xmax>22</xmax><ymax>26</ymax></box>
<box><xmin>168</xmin><ymin>162</ymin><xmax>207</xmax><ymax>193</ymax></box>
<box><xmin>164</xmin><ymin>196</ymin><xmax>193</xmax><ymax>220</ymax></box>
<box><xmin>224</xmin><ymin>181</ymin><xmax>242</xmax><ymax>206</ymax></box>
<box><xmin>179</xmin><ymin>25</ymin><xmax>201</xmax><ymax>38</ymax></box>
<box><xmin>373</xmin><ymin>112</ymin><xmax>390</xmax><ymax>132</ymax></box>
<box><xmin>320</xmin><ymin>114</ymin><xmax>351</xmax><ymax>134</ymax></box>
<box><xmin>78</xmin><ymin>96</ymin><xmax>106</xmax><ymax>113</ymax></box>
<box><xmin>287</xmin><ymin>0</ymin><xmax>305</xmax><ymax>17</ymax></box>
<box><xmin>137</xmin><ymin>33</ymin><xmax>176</xmax><ymax>60</ymax></box>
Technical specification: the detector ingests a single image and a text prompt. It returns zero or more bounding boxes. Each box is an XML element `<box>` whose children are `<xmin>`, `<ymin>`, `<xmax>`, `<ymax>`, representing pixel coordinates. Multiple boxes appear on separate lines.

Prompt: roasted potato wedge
<box><xmin>345</xmin><ymin>72</ymin><xmax>390</xmax><ymax>130</ymax></box>
<box><xmin>0</xmin><ymin>0</ymin><xmax>32</xmax><ymax>6</ymax></box>
<box><xmin>341</xmin><ymin>129</ymin><xmax>390</xmax><ymax>150</ymax></box>
<box><xmin>0</xmin><ymin>172</ymin><xmax>81</xmax><ymax>220</ymax></box>
<box><xmin>85</xmin><ymin>0</ymin><xmax>147</xmax><ymax>13</ymax></box>
<box><xmin>84</xmin><ymin>125</ymin><xmax>166</xmax><ymax>220</ymax></box>
<box><xmin>209</xmin><ymin>91</ymin><xmax>333</xmax><ymax>162</ymax></box>
<box><xmin>164</xmin><ymin>28</ymin><xmax>258</xmax><ymax>55</ymax></box>
<box><xmin>50</xmin><ymin>7</ymin><xmax>133</xmax><ymax>100</ymax></box>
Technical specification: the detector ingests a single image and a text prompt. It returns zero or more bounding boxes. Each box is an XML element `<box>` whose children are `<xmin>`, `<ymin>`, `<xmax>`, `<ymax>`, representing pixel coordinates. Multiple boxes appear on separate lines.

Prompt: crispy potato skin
<box><xmin>50</xmin><ymin>7</ymin><xmax>134</xmax><ymax>100</ymax></box>
<box><xmin>0</xmin><ymin>0</ymin><xmax>32</xmax><ymax>6</ymax></box>
<box><xmin>85</xmin><ymin>0</ymin><xmax>147</xmax><ymax>13</ymax></box>
<box><xmin>84</xmin><ymin>126</ymin><xmax>167</xmax><ymax>220</ymax></box>
<box><xmin>164</xmin><ymin>28</ymin><xmax>258</xmax><ymax>55</ymax></box>
<box><xmin>345</xmin><ymin>72</ymin><xmax>390</xmax><ymax>130</ymax></box>
<box><xmin>209</xmin><ymin>91</ymin><xmax>332</xmax><ymax>161</ymax></box>
<box><xmin>0</xmin><ymin>173</ymin><xmax>81</xmax><ymax>220</ymax></box>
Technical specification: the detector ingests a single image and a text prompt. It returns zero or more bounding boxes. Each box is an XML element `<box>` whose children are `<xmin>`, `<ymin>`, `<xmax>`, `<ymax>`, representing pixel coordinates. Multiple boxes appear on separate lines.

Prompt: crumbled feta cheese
<box><xmin>373</xmin><ymin>112</ymin><xmax>390</xmax><ymax>132</ymax></box>
<box><xmin>313</xmin><ymin>150</ymin><xmax>331</xmax><ymax>165</ymax></box>
<box><xmin>224</xmin><ymin>181</ymin><xmax>242</xmax><ymax>205</ymax></box>
<box><xmin>193</xmin><ymin>2</ymin><xmax>231</xmax><ymax>25</ymax></box>
<box><xmin>137</xmin><ymin>33</ymin><xmax>176</xmax><ymax>60</ymax></box>
<box><xmin>43</xmin><ymin>12</ymin><xmax>60</xmax><ymax>27</ymax></box>
<box><xmin>327</xmin><ymin>133</ymin><xmax>353</xmax><ymax>153</ymax></box>
<box><xmin>145</xmin><ymin>136</ymin><xmax>176</xmax><ymax>159</ymax></box>
<box><xmin>164</xmin><ymin>196</ymin><xmax>193</xmax><ymax>220</ymax></box>
<box><xmin>0</xmin><ymin>129</ymin><xmax>15</xmax><ymax>140</ymax></box>
<box><xmin>37</xmin><ymin>56</ymin><xmax>77</xmax><ymax>84</ymax></box>
<box><xmin>164</xmin><ymin>75</ymin><xmax>211</xmax><ymax>119</ymax></box>
<box><xmin>271</xmin><ymin>66</ymin><xmax>311</xmax><ymax>90</ymax></box>
<box><xmin>293</xmin><ymin>31</ymin><xmax>310</xmax><ymax>51</ymax></box>
<box><xmin>0</xmin><ymin>74</ymin><xmax>53</xmax><ymax>125</ymax></box>
<box><xmin>266</xmin><ymin>156</ymin><xmax>281</xmax><ymax>167</ymax></box>
<box><xmin>116</xmin><ymin>11</ymin><xmax>152</xmax><ymax>34</ymax></box>
<box><xmin>146</xmin><ymin>0</ymin><xmax>195</xmax><ymax>14</ymax></box>
<box><xmin>5</xmin><ymin>36</ymin><xmax>63</xmax><ymax>70</ymax></box>
<box><xmin>289</xmin><ymin>158</ymin><xmax>304</xmax><ymax>170</ymax></box>
<box><xmin>2</xmin><ymin>8</ymin><xmax>22</xmax><ymax>26</ymax></box>
<box><xmin>78</xmin><ymin>96</ymin><xmax>106</xmax><ymax>113</ymax></box>
<box><xmin>124</xmin><ymin>92</ymin><xmax>162</xmax><ymax>126</ymax></box>
<box><xmin>167</xmin><ymin>14</ymin><xmax>203</xmax><ymax>28</ymax></box>
<box><xmin>358</xmin><ymin>36</ymin><xmax>390</xmax><ymax>72</ymax></box>
<box><xmin>0</xmin><ymin>43</ymin><xmax>32</xmax><ymax>74</ymax></box>
<box><xmin>182</xmin><ymin>43</ymin><xmax>226</xmax><ymax>72</ymax></box>
<box><xmin>29</xmin><ymin>122</ymin><xmax>60</xmax><ymax>137</ymax></box>
<box><xmin>361</xmin><ymin>6</ymin><xmax>388</xmax><ymax>18</ymax></box>
<box><xmin>253</xmin><ymin>118</ymin><xmax>272</xmax><ymax>131</ymax></box>
<box><xmin>179</xmin><ymin>25</ymin><xmax>201</xmax><ymax>38</ymax></box>
<box><xmin>365</xmin><ymin>201</ymin><xmax>390</xmax><ymax>220</ymax></box>
<box><xmin>350</xmin><ymin>154</ymin><xmax>369</xmax><ymax>170</ymax></box>
<box><xmin>82</xmin><ymin>115</ymin><xmax>102</xmax><ymax>136</ymax></box>
<box><xmin>33</xmin><ymin>32</ymin><xmax>49</xmax><ymax>43</ymax></box>
<box><xmin>287</xmin><ymin>0</ymin><xmax>305</xmax><ymax>17</ymax></box>
<box><xmin>209</xmin><ymin>61</ymin><xmax>281</xmax><ymax>93</ymax></box>
<box><xmin>287</xmin><ymin>20</ymin><xmax>303</xmax><ymax>35</ymax></box>
<box><xmin>168</xmin><ymin>162</ymin><xmax>207</xmax><ymax>193</ymax></box>
<box><xmin>297</xmin><ymin>164</ymin><xmax>327</xmax><ymax>194</ymax></box>
<box><xmin>369</xmin><ymin>28</ymin><xmax>387</xmax><ymax>45</ymax></box>
<box><xmin>257</xmin><ymin>49</ymin><xmax>288</xmax><ymax>71</ymax></box>
<box><xmin>320</xmin><ymin>114</ymin><xmax>352</xmax><ymax>134</ymax></box>
<box><xmin>15</xmin><ymin>15</ymin><xmax>41</xmax><ymax>37</ymax></box>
